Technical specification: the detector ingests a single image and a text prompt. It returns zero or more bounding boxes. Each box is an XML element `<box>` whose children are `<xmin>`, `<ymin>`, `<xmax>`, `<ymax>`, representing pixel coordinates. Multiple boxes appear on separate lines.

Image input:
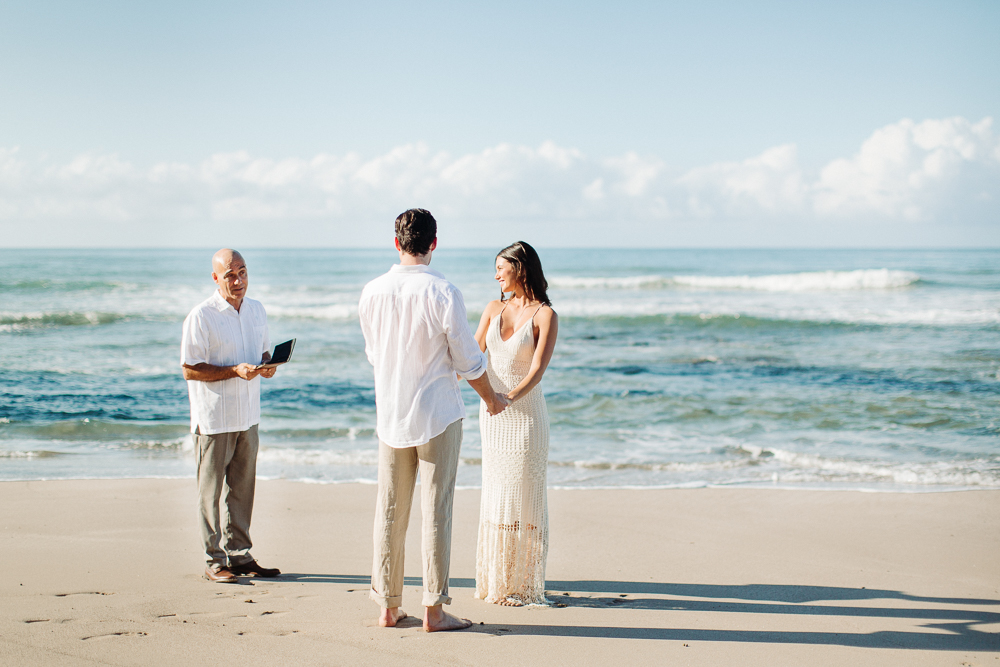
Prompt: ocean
<box><xmin>2</xmin><ymin>248</ymin><xmax>998</xmax><ymax>491</ymax></box>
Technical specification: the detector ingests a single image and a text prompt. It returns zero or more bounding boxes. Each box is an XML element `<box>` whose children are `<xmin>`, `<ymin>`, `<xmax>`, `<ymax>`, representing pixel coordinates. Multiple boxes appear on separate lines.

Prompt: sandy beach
<box><xmin>0</xmin><ymin>479</ymin><xmax>996</xmax><ymax>666</ymax></box>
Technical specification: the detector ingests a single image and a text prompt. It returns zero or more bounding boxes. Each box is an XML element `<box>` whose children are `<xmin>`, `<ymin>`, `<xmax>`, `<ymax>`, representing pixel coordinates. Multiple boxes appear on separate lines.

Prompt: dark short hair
<box><xmin>395</xmin><ymin>209</ymin><xmax>437</xmax><ymax>256</ymax></box>
<box><xmin>497</xmin><ymin>241</ymin><xmax>551</xmax><ymax>306</ymax></box>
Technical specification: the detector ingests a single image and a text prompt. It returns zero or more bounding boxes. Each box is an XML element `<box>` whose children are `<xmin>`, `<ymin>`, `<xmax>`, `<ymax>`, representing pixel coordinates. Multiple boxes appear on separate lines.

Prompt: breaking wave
<box><xmin>672</xmin><ymin>269</ymin><xmax>921</xmax><ymax>291</ymax></box>
<box><xmin>0</xmin><ymin>311</ymin><xmax>132</xmax><ymax>329</ymax></box>
<box><xmin>734</xmin><ymin>445</ymin><xmax>1000</xmax><ymax>487</ymax></box>
<box><xmin>550</xmin><ymin>269</ymin><xmax>921</xmax><ymax>292</ymax></box>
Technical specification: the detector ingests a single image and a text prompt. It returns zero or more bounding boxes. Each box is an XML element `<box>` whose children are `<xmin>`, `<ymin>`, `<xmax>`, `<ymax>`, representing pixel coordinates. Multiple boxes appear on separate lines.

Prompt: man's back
<box><xmin>359</xmin><ymin>264</ymin><xmax>486</xmax><ymax>448</ymax></box>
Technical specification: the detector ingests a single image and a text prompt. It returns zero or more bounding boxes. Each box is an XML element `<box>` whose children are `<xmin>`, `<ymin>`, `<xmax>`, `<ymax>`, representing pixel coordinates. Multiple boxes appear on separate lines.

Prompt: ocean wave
<box><xmin>256</xmin><ymin>447</ymin><xmax>378</xmax><ymax>466</ymax></box>
<box><xmin>265</xmin><ymin>304</ymin><xmax>357</xmax><ymax>321</ymax></box>
<box><xmin>673</xmin><ymin>269</ymin><xmax>921</xmax><ymax>291</ymax></box>
<box><xmin>550</xmin><ymin>275</ymin><xmax>671</xmax><ymax>289</ymax></box>
<box><xmin>112</xmin><ymin>438</ymin><xmax>188</xmax><ymax>451</ymax></box>
<box><xmin>0</xmin><ymin>311</ymin><xmax>133</xmax><ymax>328</ymax></box>
<box><xmin>554</xmin><ymin>305</ymin><xmax>1000</xmax><ymax>327</ymax></box>
<box><xmin>551</xmin><ymin>269</ymin><xmax>921</xmax><ymax>292</ymax></box>
<box><xmin>549</xmin><ymin>459</ymin><xmax>747</xmax><ymax>473</ymax></box>
<box><xmin>0</xmin><ymin>450</ymin><xmax>67</xmax><ymax>459</ymax></box>
<box><xmin>534</xmin><ymin>445</ymin><xmax>1000</xmax><ymax>488</ymax></box>
<box><xmin>736</xmin><ymin>445</ymin><xmax>1000</xmax><ymax>487</ymax></box>
<box><xmin>5</xmin><ymin>419</ymin><xmax>190</xmax><ymax>441</ymax></box>
<box><xmin>266</xmin><ymin>426</ymin><xmax>375</xmax><ymax>439</ymax></box>
<box><xmin>0</xmin><ymin>279</ymin><xmax>135</xmax><ymax>292</ymax></box>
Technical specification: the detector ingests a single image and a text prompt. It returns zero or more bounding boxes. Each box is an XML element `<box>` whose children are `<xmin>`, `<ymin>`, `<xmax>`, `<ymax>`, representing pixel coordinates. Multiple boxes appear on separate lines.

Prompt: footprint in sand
<box><xmin>81</xmin><ymin>632</ymin><xmax>148</xmax><ymax>641</ymax></box>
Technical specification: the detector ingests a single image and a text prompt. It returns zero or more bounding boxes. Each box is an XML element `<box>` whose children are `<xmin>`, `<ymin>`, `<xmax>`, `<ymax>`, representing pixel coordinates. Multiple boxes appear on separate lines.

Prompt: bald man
<box><xmin>180</xmin><ymin>249</ymin><xmax>281</xmax><ymax>583</ymax></box>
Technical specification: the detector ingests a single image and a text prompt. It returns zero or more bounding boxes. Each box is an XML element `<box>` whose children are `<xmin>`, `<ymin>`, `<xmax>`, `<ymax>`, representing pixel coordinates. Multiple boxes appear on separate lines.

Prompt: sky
<box><xmin>0</xmin><ymin>0</ymin><xmax>998</xmax><ymax>248</ymax></box>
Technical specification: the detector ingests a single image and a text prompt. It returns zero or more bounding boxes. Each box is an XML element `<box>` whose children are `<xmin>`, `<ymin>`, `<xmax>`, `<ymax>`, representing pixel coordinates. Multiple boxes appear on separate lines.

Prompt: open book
<box><xmin>257</xmin><ymin>338</ymin><xmax>296</xmax><ymax>369</ymax></box>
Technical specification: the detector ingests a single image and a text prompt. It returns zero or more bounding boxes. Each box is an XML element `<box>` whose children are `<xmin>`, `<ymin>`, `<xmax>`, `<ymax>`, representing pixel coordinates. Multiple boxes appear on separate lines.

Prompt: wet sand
<box><xmin>0</xmin><ymin>479</ymin><xmax>997</xmax><ymax>665</ymax></box>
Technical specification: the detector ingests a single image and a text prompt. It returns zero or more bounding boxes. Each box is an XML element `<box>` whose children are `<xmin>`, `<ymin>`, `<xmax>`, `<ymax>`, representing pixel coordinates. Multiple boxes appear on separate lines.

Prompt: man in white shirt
<box><xmin>180</xmin><ymin>249</ymin><xmax>281</xmax><ymax>583</ymax></box>
<box><xmin>359</xmin><ymin>209</ymin><xmax>508</xmax><ymax>632</ymax></box>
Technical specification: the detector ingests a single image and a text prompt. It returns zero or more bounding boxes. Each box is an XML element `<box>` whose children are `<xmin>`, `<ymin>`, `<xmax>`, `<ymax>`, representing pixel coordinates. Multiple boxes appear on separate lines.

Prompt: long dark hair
<box><xmin>497</xmin><ymin>241</ymin><xmax>551</xmax><ymax>306</ymax></box>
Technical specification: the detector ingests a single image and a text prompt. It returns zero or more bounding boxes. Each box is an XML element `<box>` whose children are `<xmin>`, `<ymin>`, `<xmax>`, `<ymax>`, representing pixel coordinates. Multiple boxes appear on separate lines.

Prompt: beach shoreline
<box><xmin>0</xmin><ymin>479</ymin><xmax>996</xmax><ymax>665</ymax></box>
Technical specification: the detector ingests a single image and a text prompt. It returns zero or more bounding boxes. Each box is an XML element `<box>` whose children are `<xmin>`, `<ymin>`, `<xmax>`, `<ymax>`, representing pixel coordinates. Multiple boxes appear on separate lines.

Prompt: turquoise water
<box><xmin>2</xmin><ymin>248</ymin><xmax>998</xmax><ymax>490</ymax></box>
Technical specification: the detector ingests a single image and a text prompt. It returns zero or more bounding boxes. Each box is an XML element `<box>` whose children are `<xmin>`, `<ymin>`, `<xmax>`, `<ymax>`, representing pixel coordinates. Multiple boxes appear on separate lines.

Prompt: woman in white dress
<box><xmin>473</xmin><ymin>241</ymin><xmax>559</xmax><ymax>606</ymax></box>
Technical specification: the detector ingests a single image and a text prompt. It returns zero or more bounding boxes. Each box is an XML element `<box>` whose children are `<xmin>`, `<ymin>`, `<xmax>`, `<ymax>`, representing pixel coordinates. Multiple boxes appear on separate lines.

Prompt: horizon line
<box><xmin>4</xmin><ymin>246</ymin><xmax>999</xmax><ymax>253</ymax></box>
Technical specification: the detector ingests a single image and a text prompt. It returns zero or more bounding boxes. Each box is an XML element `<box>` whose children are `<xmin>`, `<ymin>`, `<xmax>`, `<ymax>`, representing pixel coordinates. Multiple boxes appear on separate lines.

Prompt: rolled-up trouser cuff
<box><xmin>370</xmin><ymin>588</ymin><xmax>403</xmax><ymax>609</ymax></box>
<box><xmin>423</xmin><ymin>591</ymin><xmax>452</xmax><ymax>607</ymax></box>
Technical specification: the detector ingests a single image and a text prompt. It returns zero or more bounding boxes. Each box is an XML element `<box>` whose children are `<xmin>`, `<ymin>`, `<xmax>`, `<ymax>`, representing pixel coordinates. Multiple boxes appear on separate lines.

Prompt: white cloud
<box><xmin>679</xmin><ymin>144</ymin><xmax>806</xmax><ymax>216</ymax></box>
<box><xmin>0</xmin><ymin>116</ymin><xmax>997</xmax><ymax>246</ymax></box>
<box><xmin>813</xmin><ymin>117</ymin><xmax>999</xmax><ymax>219</ymax></box>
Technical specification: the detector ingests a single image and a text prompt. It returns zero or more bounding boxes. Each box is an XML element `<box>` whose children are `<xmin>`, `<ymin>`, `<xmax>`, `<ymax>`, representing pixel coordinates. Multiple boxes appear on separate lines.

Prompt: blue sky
<box><xmin>0</xmin><ymin>0</ymin><xmax>997</xmax><ymax>247</ymax></box>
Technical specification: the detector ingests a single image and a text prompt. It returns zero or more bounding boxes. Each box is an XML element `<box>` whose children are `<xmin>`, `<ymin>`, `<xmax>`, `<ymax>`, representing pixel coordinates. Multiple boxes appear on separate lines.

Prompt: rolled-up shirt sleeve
<box><xmin>441</xmin><ymin>287</ymin><xmax>487</xmax><ymax>380</ymax></box>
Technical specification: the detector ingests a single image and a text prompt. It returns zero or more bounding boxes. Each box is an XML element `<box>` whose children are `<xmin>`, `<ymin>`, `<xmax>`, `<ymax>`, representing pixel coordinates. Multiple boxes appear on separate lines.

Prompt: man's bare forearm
<box><xmin>465</xmin><ymin>373</ymin><xmax>493</xmax><ymax>401</ymax></box>
<box><xmin>182</xmin><ymin>363</ymin><xmax>240</xmax><ymax>382</ymax></box>
<box><xmin>466</xmin><ymin>373</ymin><xmax>508</xmax><ymax>415</ymax></box>
<box><xmin>182</xmin><ymin>362</ymin><xmax>266</xmax><ymax>382</ymax></box>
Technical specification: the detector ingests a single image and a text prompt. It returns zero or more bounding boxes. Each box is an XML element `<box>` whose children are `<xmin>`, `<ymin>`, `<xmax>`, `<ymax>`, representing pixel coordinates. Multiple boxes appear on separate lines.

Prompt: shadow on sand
<box><xmin>278</xmin><ymin>574</ymin><xmax>1000</xmax><ymax>651</ymax></box>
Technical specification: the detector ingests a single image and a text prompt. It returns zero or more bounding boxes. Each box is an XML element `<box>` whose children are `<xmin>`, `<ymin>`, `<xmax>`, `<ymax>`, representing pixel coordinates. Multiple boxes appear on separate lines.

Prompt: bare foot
<box><xmin>499</xmin><ymin>596</ymin><xmax>523</xmax><ymax>607</ymax></box>
<box><xmin>423</xmin><ymin>605</ymin><xmax>472</xmax><ymax>632</ymax></box>
<box><xmin>378</xmin><ymin>607</ymin><xmax>407</xmax><ymax>627</ymax></box>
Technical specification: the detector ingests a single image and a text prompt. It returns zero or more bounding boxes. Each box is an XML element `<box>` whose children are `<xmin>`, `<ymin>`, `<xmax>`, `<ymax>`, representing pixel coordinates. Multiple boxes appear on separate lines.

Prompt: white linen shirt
<box><xmin>180</xmin><ymin>290</ymin><xmax>271</xmax><ymax>435</ymax></box>
<box><xmin>359</xmin><ymin>264</ymin><xmax>487</xmax><ymax>448</ymax></box>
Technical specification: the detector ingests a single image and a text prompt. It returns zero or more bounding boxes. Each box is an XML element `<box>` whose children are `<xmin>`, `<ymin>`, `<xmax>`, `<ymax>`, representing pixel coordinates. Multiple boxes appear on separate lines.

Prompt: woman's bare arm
<box><xmin>506</xmin><ymin>307</ymin><xmax>558</xmax><ymax>402</ymax></box>
<box><xmin>473</xmin><ymin>300</ymin><xmax>504</xmax><ymax>353</ymax></box>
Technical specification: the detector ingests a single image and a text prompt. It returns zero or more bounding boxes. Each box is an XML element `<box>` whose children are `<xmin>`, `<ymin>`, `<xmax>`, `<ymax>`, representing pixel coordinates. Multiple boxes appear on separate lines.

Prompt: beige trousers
<box><xmin>370</xmin><ymin>419</ymin><xmax>463</xmax><ymax>608</ymax></box>
<box><xmin>195</xmin><ymin>424</ymin><xmax>259</xmax><ymax>568</ymax></box>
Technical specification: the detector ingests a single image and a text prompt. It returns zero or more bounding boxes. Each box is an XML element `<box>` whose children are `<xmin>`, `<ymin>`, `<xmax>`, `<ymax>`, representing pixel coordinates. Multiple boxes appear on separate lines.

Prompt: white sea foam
<box><xmin>672</xmin><ymin>269</ymin><xmax>920</xmax><ymax>291</ymax></box>
<box><xmin>737</xmin><ymin>445</ymin><xmax>1000</xmax><ymax>487</ymax></box>
<box><xmin>550</xmin><ymin>275</ymin><xmax>671</xmax><ymax>289</ymax></box>
<box><xmin>0</xmin><ymin>311</ymin><xmax>130</xmax><ymax>327</ymax></box>
<box><xmin>113</xmin><ymin>438</ymin><xmax>188</xmax><ymax>451</ymax></box>
<box><xmin>551</xmin><ymin>294</ymin><xmax>1000</xmax><ymax>326</ymax></box>
<box><xmin>256</xmin><ymin>447</ymin><xmax>378</xmax><ymax>466</ymax></box>
<box><xmin>551</xmin><ymin>269</ymin><xmax>921</xmax><ymax>292</ymax></box>
<box><xmin>553</xmin><ymin>459</ymin><xmax>746</xmax><ymax>473</ymax></box>
<box><xmin>0</xmin><ymin>450</ymin><xmax>65</xmax><ymax>459</ymax></box>
<box><xmin>266</xmin><ymin>304</ymin><xmax>357</xmax><ymax>321</ymax></box>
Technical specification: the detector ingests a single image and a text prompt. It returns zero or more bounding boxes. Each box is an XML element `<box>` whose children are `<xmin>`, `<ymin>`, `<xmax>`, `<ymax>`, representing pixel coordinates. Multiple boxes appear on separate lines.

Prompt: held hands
<box><xmin>486</xmin><ymin>391</ymin><xmax>510</xmax><ymax>416</ymax></box>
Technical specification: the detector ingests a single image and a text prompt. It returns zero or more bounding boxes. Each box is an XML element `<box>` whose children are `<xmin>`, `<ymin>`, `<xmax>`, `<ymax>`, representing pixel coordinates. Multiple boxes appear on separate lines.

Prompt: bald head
<box><xmin>211</xmin><ymin>248</ymin><xmax>249</xmax><ymax>310</ymax></box>
<box><xmin>212</xmin><ymin>248</ymin><xmax>244</xmax><ymax>273</ymax></box>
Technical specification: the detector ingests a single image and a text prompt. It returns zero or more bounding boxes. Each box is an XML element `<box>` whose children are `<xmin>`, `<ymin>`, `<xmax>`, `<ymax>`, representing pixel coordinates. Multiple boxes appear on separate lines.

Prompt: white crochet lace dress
<box><xmin>475</xmin><ymin>308</ymin><xmax>549</xmax><ymax>606</ymax></box>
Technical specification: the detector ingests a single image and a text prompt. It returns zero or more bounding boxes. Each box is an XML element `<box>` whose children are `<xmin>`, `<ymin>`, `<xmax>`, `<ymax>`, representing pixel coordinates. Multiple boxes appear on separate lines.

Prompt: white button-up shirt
<box><xmin>180</xmin><ymin>290</ymin><xmax>271</xmax><ymax>435</ymax></box>
<box><xmin>359</xmin><ymin>264</ymin><xmax>487</xmax><ymax>448</ymax></box>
